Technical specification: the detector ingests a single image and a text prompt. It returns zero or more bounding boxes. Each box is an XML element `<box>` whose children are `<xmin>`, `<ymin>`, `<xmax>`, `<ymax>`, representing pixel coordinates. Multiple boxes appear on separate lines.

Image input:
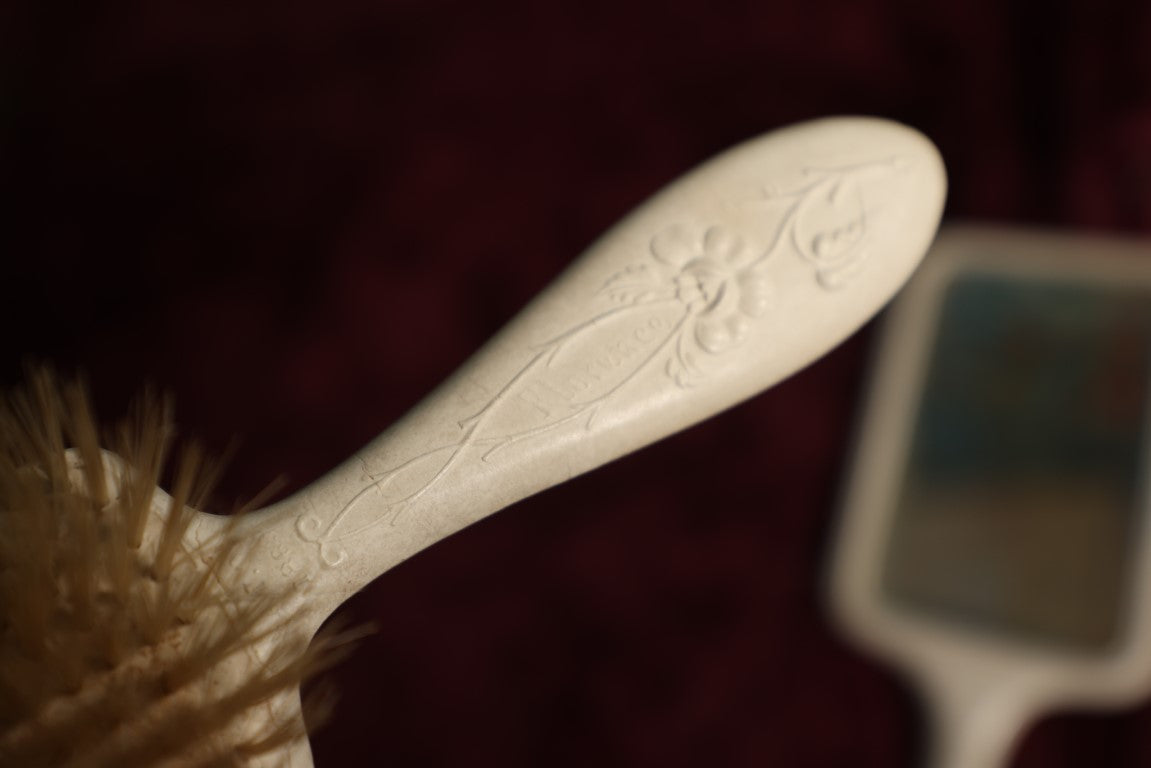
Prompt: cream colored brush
<box><xmin>0</xmin><ymin>116</ymin><xmax>945</xmax><ymax>767</ymax></box>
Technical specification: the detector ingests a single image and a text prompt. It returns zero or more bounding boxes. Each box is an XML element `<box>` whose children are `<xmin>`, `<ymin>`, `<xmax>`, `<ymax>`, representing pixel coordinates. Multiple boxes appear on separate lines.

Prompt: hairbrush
<box><xmin>0</xmin><ymin>116</ymin><xmax>945</xmax><ymax>767</ymax></box>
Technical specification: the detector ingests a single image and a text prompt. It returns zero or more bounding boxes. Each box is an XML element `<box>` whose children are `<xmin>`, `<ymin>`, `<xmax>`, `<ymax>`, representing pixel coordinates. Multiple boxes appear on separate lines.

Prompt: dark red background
<box><xmin>3</xmin><ymin>1</ymin><xmax>1151</xmax><ymax>765</ymax></box>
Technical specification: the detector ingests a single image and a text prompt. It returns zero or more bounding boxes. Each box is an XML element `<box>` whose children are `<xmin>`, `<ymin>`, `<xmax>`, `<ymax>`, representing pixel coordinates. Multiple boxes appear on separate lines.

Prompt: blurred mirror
<box><xmin>882</xmin><ymin>274</ymin><xmax>1151</xmax><ymax>651</ymax></box>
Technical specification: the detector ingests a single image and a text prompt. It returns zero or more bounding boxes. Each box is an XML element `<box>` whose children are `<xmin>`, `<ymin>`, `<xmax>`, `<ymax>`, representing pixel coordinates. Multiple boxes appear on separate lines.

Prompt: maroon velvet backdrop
<box><xmin>4</xmin><ymin>1</ymin><xmax>1151</xmax><ymax>765</ymax></box>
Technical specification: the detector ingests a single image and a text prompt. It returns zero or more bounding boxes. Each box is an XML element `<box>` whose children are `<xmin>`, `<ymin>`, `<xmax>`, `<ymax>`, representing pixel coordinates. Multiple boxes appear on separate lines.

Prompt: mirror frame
<box><xmin>827</xmin><ymin>224</ymin><xmax>1151</xmax><ymax>766</ymax></box>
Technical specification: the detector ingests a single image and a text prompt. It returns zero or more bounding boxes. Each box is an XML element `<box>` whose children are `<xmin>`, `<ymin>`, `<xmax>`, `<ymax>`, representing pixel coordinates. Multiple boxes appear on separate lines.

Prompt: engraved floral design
<box><xmin>296</xmin><ymin>156</ymin><xmax>909</xmax><ymax>567</ymax></box>
<box><xmin>596</xmin><ymin>224</ymin><xmax>773</xmax><ymax>385</ymax></box>
<box><xmin>766</xmin><ymin>157</ymin><xmax>907</xmax><ymax>289</ymax></box>
<box><xmin>653</xmin><ymin>225</ymin><xmax>772</xmax><ymax>352</ymax></box>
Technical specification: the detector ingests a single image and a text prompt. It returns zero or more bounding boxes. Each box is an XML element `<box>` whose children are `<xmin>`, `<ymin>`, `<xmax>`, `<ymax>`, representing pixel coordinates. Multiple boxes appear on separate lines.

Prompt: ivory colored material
<box><xmin>191</xmin><ymin>116</ymin><xmax>944</xmax><ymax>765</ymax></box>
<box><xmin>829</xmin><ymin>226</ymin><xmax>1151</xmax><ymax>768</ymax></box>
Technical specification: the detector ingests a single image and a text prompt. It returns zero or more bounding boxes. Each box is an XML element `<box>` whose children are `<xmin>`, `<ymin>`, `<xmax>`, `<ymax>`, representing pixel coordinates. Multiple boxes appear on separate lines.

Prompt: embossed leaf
<box><xmin>601</xmin><ymin>263</ymin><xmax>660</xmax><ymax>304</ymax></box>
<box><xmin>794</xmin><ymin>178</ymin><xmax>866</xmax><ymax>267</ymax></box>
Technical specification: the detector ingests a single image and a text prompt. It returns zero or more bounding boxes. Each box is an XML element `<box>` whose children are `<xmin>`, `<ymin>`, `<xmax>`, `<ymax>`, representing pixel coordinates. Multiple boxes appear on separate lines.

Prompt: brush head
<box><xmin>0</xmin><ymin>370</ymin><xmax>349</xmax><ymax>768</ymax></box>
<box><xmin>0</xmin><ymin>117</ymin><xmax>945</xmax><ymax>767</ymax></box>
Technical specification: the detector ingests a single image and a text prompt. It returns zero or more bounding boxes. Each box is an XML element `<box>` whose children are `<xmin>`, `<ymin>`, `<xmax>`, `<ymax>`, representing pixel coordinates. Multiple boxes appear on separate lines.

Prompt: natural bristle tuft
<box><xmin>0</xmin><ymin>369</ymin><xmax>357</xmax><ymax>767</ymax></box>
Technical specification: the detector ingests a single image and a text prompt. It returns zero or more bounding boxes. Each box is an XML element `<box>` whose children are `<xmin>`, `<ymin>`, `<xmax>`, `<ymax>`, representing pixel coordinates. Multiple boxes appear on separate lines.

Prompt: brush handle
<box><xmin>245</xmin><ymin>116</ymin><xmax>945</xmax><ymax>620</ymax></box>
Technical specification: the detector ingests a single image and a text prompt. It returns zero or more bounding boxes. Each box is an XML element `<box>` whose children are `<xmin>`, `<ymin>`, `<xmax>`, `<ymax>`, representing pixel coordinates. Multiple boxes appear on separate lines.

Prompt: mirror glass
<box><xmin>882</xmin><ymin>272</ymin><xmax>1151</xmax><ymax>651</ymax></box>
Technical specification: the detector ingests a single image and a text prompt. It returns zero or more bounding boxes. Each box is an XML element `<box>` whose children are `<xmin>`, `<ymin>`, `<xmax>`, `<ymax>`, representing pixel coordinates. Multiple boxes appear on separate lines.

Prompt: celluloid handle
<box><xmin>246</xmin><ymin>116</ymin><xmax>946</xmax><ymax>618</ymax></box>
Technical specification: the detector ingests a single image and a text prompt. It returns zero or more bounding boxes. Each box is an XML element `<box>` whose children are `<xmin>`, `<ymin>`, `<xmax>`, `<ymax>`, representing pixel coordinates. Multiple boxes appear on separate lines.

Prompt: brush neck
<box><xmin>252</xmin><ymin>289</ymin><xmax>763</xmax><ymax>617</ymax></box>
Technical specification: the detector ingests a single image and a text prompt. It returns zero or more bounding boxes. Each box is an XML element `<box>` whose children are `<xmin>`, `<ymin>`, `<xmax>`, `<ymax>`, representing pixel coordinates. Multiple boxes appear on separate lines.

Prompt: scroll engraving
<box><xmin>296</xmin><ymin>157</ymin><xmax>909</xmax><ymax>566</ymax></box>
<box><xmin>767</xmin><ymin>156</ymin><xmax>909</xmax><ymax>289</ymax></box>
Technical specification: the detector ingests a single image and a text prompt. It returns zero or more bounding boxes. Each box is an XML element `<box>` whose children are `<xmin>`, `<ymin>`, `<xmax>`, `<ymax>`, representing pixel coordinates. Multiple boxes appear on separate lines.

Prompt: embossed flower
<box><xmin>791</xmin><ymin>176</ymin><xmax>868</xmax><ymax>289</ymax></box>
<box><xmin>651</xmin><ymin>225</ymin><xmax>771</xmax><ymax>353</ymax></box>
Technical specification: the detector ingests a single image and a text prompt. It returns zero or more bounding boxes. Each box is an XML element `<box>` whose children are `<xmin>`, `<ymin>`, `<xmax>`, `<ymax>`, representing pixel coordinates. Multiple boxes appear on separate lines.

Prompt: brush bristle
<box><xmin>0</xmin><ymin>370</ymin><xmax>349</xmax><ymax>767</ymax></box>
